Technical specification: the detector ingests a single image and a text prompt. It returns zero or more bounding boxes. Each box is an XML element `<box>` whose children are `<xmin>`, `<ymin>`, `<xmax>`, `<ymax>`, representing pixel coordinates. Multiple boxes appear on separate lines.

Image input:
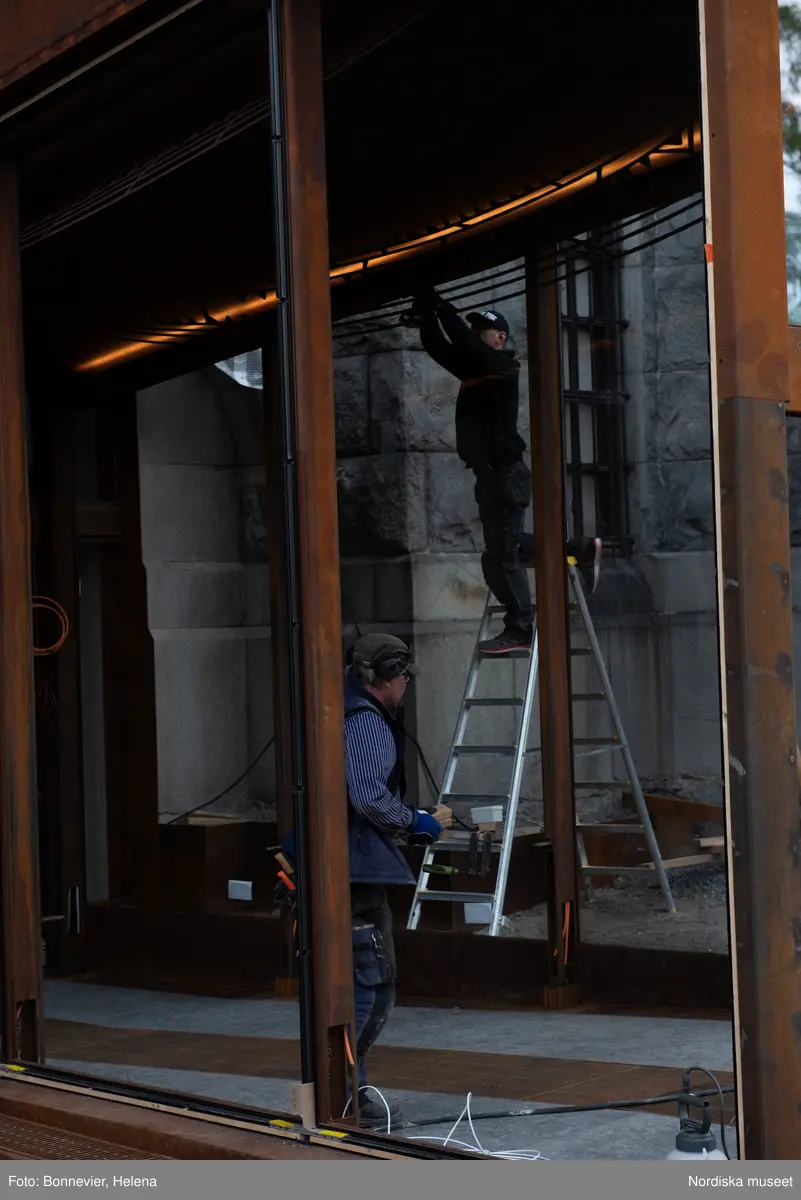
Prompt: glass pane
<box><xmin>41</xmin><ymin>374</ymin><xmax>301</xmax><ymax>1118</ymax></box>
<box><xmin>577</xmin><ymin>329</ymin><xmax>593</xmax><ymax>391</ymax></box>
<box><xmin>574</xmin><ymin>259</ymin><xmax>591</xmax><ymax>317</ymax></box>
<box><xmin>781</xmin><ymin>3</ymin><xmax>801</xmax><ymax>321</ymax></box>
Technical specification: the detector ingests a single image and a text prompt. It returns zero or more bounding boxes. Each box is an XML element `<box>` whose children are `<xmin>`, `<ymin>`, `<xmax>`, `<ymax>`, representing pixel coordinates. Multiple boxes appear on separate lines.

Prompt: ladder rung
<box><xmin>432</xmin><ymin>838</ymin><xmax>503</xmax><ymax>853</ymax></box>
<box><xmin>574</xmin><ymin>781</ymin><xmax>629</xmax><ymax>789</ymax></box>
<box><xmin>453</xmin><ymin>745</ymin><xmax>517</xmax><ymax>756</ymax></box>
<box><xmin>415</xmin><ymin>891</ymin><xmax>497</xmax><ymax>904</ymax></box>
<box><xmin>572</xmin><ymin>692</ymin><xmax>606</xmax><ymax>701</ymax></box>
<box><xmin>477</xmin><ymin>648</ymin><xmax>531</xmax><ymax>659</ymax></box>
<box><xmin>574</xmin><ymin>737</ymin><xmax>620</xmax><ymax>746</ymax></box>
<box><xmin>464</xmin><ymin>697</ymin><xmax>524</xmax><ymax>707</ymax></box>
<box><xmin>580</xmin><ymin>865</ymin><xmax>655</xmax><ymax>876</ymax></box>
<box><xmin>576</xmin><ymin>823</ymin><xmax>644</xmax><ymax>834</ymax></box>
<box><xmin>441</xmin><ymin>793</ymin><xmax>510</xmax><ymax>803</ymax></box>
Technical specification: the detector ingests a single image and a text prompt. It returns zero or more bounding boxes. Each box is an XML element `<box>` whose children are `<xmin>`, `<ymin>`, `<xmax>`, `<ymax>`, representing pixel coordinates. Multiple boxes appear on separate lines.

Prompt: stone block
<box><xmin>426</xmin><ymin>454</ymin><xmax>483</xmax><ymax>551</ymax></box>
<box><xmin>337</xmin><ymin>454</ymin><xmax>427</xmax><ymax>556</ymax></box>
<box><xmin>653</xmin><ymin>370</ymin><xmax>712</xmax><ymax>461</ymax></box>
<box><xmin>634</xmin><ymin>551</ymin><xmax>716</xmax><ymax>614</ymax></box>
<box><xmin>341</xmin><ymin>561</ymin><xmax>378</xmax><ymax>627</ymax></box>
<box><xmin>138</xmin><ymin>373</ymin><xmax>237</xmax><ymax>466</ymax></box>
<box><xmin>213</xmin><ymin>367</ymin><xmax>266</xmax><ymax>467</ymax></box>
<box><xmin>370</xmin><ymin>350</ymin><xmax>457</xmax><ymax>454</ymax></box>
<box><xmin>139</xmin><ymin>463</ymin><xmax>241</xmax><ymax>562</ymax></box>
<box><xmin>334</xmin><ymin>355</ymin><xmax>370</xmax><ymax>455</ymax></box>
<box><xmin>244</xmin><ymin>564</ymin><xmax>271</xmax><ymax>627</ymax></box>
<box><xmin>629</xmin><ymin>460</ymin><xmax>715</xmax><ymax>553</ymax></box>
<box><xmin>240</xmin><ymin>466</ymin><xmax>268</xmax><ymax>563</ymax></box>
<box><xmin>654</xmin><ymin>264</ymin><xmax>710</xmax><ymax>372</ymax></box>
<box><xmin>411</xmin><ymin>554</ymin><xmax>487</xmax><ymax>623</ymax></box>
<box><xmin>244</xmin><ymin>636</ymin><xmax>276</xmax><ymax>807</ymax></box>
<box><xmin>653</xmin><ymin>196</ymin><xmax>705</xmax><ymax>267</ymax></box>
<box><xmin>332</xmin><ymin>315</ymin><xmax>422</xmax><ymax>358</ymax></box>
<box><xmin>146</xmin><ymin>563</ymin><xmax>246</xmax><ymax>630</ymax></box>
<box><xmin>374</xmin><ymin>560</ymin><xmax>414</xmax><ymax>624</ymax></box>
<box><xmin>153</xmin><ymin>633</ymin><xmax>249</xmax><ymax>818</ymax></box>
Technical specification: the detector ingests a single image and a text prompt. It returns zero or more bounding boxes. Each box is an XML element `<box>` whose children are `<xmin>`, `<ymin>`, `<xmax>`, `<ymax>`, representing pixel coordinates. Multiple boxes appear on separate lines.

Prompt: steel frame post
<box><xmin>525</xmin><ymin>251</ymin><xmax>580</xmax><ymax>993</ymax></box>
<box><xmin>0</xmin><ymin>163</ymin><xmax>42</xmax><ymax>1062</ymax></box>
<box><xmin>699</xmin><ymin>0</ymin><xmax>801</xmax><ymax>1157</ymax></box>
<box><xmin>266</xmin><ymin>0</ymin><xmax>357</xmax><ymax>1125</ymax></box>
<box><xmin>263</xmin><ymin>326</ymin><xmax>299</xmax><ymax>999</ymax></box>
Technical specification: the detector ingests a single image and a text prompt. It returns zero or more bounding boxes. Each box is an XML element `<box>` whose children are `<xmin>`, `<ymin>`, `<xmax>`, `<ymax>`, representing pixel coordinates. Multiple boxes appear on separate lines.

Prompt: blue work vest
<box><xmin>281</xmin><ymin>670</ymin><xmax>415</xmax><ymax>886</ymax></box>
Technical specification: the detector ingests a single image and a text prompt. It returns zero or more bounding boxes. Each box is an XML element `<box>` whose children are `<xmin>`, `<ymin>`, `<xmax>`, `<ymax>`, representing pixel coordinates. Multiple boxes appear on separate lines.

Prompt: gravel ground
<box><xmin>500</xmin><ymin>864</ymin><xmax>730</xmax><ymax>954</ymax></box>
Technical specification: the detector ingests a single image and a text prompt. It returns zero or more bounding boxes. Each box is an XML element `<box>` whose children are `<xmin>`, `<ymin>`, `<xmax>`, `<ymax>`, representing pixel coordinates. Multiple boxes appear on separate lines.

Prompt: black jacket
<box><xmin>419</xmin><ymin>301</ymin><xmax>525</xmax><ymax>470</ymax></box>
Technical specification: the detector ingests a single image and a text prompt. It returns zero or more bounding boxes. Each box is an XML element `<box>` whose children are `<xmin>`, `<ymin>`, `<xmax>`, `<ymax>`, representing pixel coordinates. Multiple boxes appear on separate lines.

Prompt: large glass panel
<box><xmin>37</xmin><ymin>379</ymin><xmax>300</xmax><ymax>1116</ymax></box>
<box><xmin>328</xmin><ymin>196</ymin><xmax>734</xmax><ymax>1159</ymax></box>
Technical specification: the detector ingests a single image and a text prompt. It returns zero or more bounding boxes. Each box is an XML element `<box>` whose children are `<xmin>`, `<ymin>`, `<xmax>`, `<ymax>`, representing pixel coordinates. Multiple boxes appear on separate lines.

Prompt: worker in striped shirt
<box><xmin>343</xmin><ymin>633</ymin><xmax>452</xmax><ymax>1127</ymax></box>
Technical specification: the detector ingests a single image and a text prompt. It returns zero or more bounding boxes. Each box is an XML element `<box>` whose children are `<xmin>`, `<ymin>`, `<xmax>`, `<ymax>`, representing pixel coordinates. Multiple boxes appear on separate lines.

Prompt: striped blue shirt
<box><xmin>344</xmin><ymin>710</ymin><xmax>414</xmax><ymax>833</ymax></box>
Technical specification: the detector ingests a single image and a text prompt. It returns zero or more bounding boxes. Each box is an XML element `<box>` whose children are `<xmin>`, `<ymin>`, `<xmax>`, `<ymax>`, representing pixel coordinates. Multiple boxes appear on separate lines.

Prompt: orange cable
<box><xmin>32</xmin><ymin>596</ymin><xmax>69</xmax><ymax>656</ymax></box>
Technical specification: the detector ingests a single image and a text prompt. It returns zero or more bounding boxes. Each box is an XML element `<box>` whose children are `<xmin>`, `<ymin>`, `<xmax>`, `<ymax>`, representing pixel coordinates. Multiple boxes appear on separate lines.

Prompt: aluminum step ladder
<box><xmin>406</xmin><ymin>562</ymin><xmax>676</xmax><ymax>937</ymax></box>
<box><xmin>567</xmin><ymin>561</ymin><xmax>676</xmax><ymax>913</ymax></box>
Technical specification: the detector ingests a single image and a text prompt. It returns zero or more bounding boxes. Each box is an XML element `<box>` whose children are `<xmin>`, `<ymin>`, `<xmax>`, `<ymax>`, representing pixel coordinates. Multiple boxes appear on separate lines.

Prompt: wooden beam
<box><xmin>267</xmin><ymin>0</ymin><xmax>356</xmax><ymax>1124</ymax></box>
<box><xmin>525</xmin><ymin>250</ymin><xmax>580</xmax><ymax>988</ymax></box>
<box><xmin>699</xmin><ymin>0</ymin><xmax>801</xmax><ymax>1157</ymax></box>
<box><xmin>0</xmin><ymin>162</ymin><xmax>42</xmax><ymax>1061</ymax></box>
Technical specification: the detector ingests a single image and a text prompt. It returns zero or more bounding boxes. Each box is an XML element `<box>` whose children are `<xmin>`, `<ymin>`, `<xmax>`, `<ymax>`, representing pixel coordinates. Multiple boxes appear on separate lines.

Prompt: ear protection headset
<box><xmin>348</xmin><ymin>646</ymin><xmax>413</xmax><ymax>682</ymax></box>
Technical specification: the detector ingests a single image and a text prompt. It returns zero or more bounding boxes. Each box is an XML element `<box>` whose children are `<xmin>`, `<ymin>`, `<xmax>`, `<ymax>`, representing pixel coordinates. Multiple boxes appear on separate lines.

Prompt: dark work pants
<box><xmin>350</xmin><ymin>883</ymin><xmax>396</xmax><ymax>1089</ymax></box>
<box><xmin>474</xmin><ymin>462</ymin><xmax>534</xmax><ymax>633</ymax></box>
<box><xmin>474</xmin><ymin>463</ymin><xmax>587</xmax><ymax>631</ymax></box>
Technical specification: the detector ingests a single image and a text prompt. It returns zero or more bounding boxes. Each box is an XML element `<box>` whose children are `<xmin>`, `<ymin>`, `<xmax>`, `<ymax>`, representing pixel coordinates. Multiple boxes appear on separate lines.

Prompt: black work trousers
<box><xmin>350</xmin><ymin>883</ymin><xmax>396</xmax><ymax>1088</ymax></box>
<box><xmin>474</xmin><ymin>461</ymin><xmax>535</xmax><ymax>633</ymax></box>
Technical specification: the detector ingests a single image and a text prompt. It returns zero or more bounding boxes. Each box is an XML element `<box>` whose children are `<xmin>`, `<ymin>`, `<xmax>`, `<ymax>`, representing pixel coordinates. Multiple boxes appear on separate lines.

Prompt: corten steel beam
<box><xmin>267</xmin><ymin>0</ymin><xmax>357</xmax><ymax>1124</ymax></box>
<box><xmin>525</xmin><ymin>251</ymin><xmax>580</xmax><ymax>993</ymax></box>
<box><xmin>699</xmin><ymin>0</ymin><xmax>801</xmax><ymax>1157</ymax></box>
<box><xmin>0</xmin><ymin>163</ymin><xmax>42</xmax><ymax>1062</ymax></box>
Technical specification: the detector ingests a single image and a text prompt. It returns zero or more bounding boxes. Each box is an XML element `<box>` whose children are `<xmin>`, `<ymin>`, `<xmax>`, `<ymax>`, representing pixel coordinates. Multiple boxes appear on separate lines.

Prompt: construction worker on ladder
<box><xmin>412</xmin><ymin>289</ymin><xmax>602</xmax><ymax>654</ymax></box>
<box><xmin>278</xmin><ymin>633</ymin><xmax>452</xmax><ymax>1128</ymax></box>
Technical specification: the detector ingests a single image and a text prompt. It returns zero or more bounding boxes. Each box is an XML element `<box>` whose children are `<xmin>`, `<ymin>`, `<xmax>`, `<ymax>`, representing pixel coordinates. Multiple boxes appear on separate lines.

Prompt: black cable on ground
<box><xmin>165</xmin><ymin>736</ymin><xmax>276</xmax><ymax>825</ymax></box>
<box><xmin>401</xmin><ymin>1083</ymin><xmax>735</xmax><ymax>1130</ymax></box>
<box><xmin>682</xmin><ymin>1066</ymin><xmax>731</xmax><ymax>1159</ymax></box>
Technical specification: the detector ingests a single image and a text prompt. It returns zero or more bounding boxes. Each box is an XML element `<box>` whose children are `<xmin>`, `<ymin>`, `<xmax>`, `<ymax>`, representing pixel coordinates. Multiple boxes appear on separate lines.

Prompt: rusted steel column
<box><xmin>0</xmin><ymin>163</ymin><xmax>42</xmax><ymax>1062</ymax></box>
<box><xmin>267</xmin><ymin>0</ymin><xmax>356</xmax><ymax>1123</ymax></box>
<box><xmin>699</xmin><ymin>0</ymin><xmax>801</xmax><ymax>1157</ymax></box>
<box><xmin>525</xmin><ymin>252</ymin><xmax>580</xmax><ymax>994</ymax></box>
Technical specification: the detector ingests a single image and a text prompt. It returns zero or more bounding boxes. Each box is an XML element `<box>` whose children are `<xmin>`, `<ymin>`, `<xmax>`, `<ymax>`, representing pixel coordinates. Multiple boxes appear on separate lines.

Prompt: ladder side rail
<box><xmin>488</xmin><ymin>628</ymin><xmax>540</xmax><ymax>935</ymax></box>
<box><xmin>408</xmin><ymin>593</ymin><xmax>495</xmax><ymax>930</ymax></box>
<box><xmin>567</xmin><ymin>564</ymin><xmax>676</xmax><ymax>914</ymax></box>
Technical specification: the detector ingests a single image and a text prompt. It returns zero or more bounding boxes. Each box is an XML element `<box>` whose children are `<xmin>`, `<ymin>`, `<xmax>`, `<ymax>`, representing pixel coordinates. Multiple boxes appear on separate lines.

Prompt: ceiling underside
<box><xmin>1</xmin><ymin>0</ymin><xmax>703</xmax><ymax>391</ymax></box>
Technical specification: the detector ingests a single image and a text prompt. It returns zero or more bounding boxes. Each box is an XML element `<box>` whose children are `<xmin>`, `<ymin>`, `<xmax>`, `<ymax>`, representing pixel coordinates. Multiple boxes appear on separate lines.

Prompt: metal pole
<box><xmin>266</xmin><ymin>0</ymin><xmax>357</xmax><ymax>1125</ymax></box>
<box><xmin>0</xmin><ymin>163</ymin><xmax>42</xmax><ymax>1062</ymax></box>
<box><xmin>699</xmin><ymin>0</ymin><xmax>801</xmax><ymax>1156</ymax></box>
<box><xmin>525</xmin><ymin>249</ymin><xmax>580</xmax><ymax>994</ymax></box>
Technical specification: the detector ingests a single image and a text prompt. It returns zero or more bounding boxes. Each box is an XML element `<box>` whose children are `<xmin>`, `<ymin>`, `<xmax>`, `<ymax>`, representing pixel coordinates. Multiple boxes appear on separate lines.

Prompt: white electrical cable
<box><xmin>410</xmin><ymin>1093</ymin><xmax>547</xmax><ymax>1161</ymax></box>
<box><xmin>341</xmin><ymin>1084</ymin><xmax>393</xmax><ymax>1134</ymax></box>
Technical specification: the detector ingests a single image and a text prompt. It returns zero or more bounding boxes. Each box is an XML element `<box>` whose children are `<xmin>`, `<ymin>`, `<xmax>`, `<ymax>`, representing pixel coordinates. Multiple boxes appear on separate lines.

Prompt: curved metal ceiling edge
<box><xmin>70</xmin><ymin>125</ymin><xmax>700</xmax><ymax>379</ymax></box>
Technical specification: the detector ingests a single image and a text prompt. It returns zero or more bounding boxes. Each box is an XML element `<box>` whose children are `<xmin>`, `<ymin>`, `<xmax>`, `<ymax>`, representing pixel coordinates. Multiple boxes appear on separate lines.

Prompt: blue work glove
<box><xmin>409</xmin><ymin>809</ymin><xmax>443</xmax><ymax>843</ymax></box>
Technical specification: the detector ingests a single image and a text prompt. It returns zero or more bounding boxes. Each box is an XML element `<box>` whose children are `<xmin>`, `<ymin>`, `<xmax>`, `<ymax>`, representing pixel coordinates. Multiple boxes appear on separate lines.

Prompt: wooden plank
<box><xmin>788</xmin><ymin>326</ymin><xmax>801</xmax><ymax>415</ymax></box>
<box><xmin>0</xmin><ymin>163</ymin><xmax>42</xmax><ymax>1062</ymax></box>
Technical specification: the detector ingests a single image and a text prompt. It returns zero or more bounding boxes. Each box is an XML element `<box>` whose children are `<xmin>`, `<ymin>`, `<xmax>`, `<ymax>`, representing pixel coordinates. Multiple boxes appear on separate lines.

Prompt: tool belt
<box><xmin>352</xmin><ymin>922</ymin><xmax>394</xmax><ymax>988</ymax></box>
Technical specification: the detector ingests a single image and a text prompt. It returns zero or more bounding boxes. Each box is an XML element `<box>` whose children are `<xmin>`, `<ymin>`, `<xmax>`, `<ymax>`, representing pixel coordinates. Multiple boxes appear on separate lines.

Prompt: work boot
<box><xmin>478</xmin><ymin>626</ymin><xmax>533</xmax><ymax>655</ymax></box>
<box><xmin>570</xmin><ymin>537</ymin><xmax>603</xmax><ymax>594</ymax></box>
<box><xmin>356</xmin><ymin>1089</ymin><xmax>402</xmax><ymax>1130</ymax></box>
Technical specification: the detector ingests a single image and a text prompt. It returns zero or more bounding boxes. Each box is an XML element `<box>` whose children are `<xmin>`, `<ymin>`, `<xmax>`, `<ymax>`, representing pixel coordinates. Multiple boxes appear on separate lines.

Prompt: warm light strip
<box><xmin>79</xmin><ymin>292</ymin><xmax>280</xmax><ymax>371</ymax></box>
<box><xmin>76</xmin><ymin>126</ymin><xmax>699</xmax><ymax>375</ymax></box>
